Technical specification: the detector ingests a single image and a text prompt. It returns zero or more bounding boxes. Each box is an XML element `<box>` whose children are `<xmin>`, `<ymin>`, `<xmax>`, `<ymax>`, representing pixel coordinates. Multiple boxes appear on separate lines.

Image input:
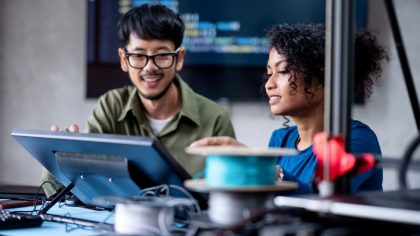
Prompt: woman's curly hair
<box><xmin>266</xmin><ymin>24</ymin><xmax>389</xmax><ymax>100</ymax></box>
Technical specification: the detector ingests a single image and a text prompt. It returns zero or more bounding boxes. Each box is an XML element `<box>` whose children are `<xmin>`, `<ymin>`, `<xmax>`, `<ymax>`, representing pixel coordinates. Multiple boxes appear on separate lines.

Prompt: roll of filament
<box><xmin>114</xmin><ymin>202</ymin><xmax>174</xmax><ymax>235</ymax></box>
<box><xmin>98</xmin><ymin>196</ymin><xmax>195</xmax><ymax>236</ymax></box>
<box><xmin>185</xmin><ymin>146</ymin><xmax>298</xmax><ymax>226</ymax></box>
<box><xmin>205</xmin><ymin>154</ymin><xmax>277</xmax><ymax>187</ymax></box>
<box><xmin>208</xmin><ymin>191</ymin><xmax>274</xmax><ymax>225</ymax></box>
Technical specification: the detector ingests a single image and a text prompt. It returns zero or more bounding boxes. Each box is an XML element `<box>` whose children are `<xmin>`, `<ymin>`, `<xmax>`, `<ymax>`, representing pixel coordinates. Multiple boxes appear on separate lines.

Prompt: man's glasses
<box><xmin>123</xmin><ymin>48</ymin><xmax>180</xmax><ymax>69</ymax></box>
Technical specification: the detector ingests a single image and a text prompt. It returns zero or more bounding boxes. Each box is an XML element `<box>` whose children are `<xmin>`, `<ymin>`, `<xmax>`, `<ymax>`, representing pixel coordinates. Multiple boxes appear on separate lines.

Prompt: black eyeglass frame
<box><xmin>123</xmin><ymin>48</ymin><xmax>181</xmax><ymax>69</ymax></box>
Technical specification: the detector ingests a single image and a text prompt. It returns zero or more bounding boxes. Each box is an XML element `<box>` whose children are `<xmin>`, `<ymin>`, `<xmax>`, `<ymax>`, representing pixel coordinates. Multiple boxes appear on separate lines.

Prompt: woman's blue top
<box><xmin>268</xmin><ymin>120</ymin><xmax>383</xmax><ymax>195</ymax></box>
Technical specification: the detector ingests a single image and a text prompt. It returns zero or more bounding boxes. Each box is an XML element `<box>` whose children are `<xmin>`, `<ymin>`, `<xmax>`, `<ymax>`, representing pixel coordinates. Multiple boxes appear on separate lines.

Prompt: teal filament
<box><xmin>205</xmin><ymin>155</ymin><xmax>277</xmax><ymax>187</ymax></box>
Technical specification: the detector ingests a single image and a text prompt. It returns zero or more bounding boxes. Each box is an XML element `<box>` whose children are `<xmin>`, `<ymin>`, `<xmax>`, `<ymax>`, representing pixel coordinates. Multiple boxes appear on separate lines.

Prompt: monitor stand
<box><xmin>39</xmin><ymin>182</ymin><xmax>74</xmax><ymax>215</ymax></box>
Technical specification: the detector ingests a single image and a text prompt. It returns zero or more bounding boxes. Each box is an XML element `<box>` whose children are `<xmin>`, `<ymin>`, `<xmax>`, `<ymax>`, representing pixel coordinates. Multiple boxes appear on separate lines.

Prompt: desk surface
<box><xmin>0</xmin><ymin>204</ymin><xmax>114</xmax><ymax>236</ymax></box>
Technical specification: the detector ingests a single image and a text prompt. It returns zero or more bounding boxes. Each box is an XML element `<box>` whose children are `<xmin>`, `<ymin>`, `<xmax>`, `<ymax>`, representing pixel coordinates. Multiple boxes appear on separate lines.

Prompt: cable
<box><xmin>39</xmin><ymin>182</ymin><xmax>75</xmax><ymax>215</ymax></box>
<box><xmin>139</xmin><ymin>184</ymin><xmax>169</xmax><ymax>197</ymax></box>
<box><xmin>34</xmin><ymin>181</ymin><xmax>57</xmax><ymax>213</ymax></box>
<box><xmin>169</xmin><ymin>184</ymin><xmax>201</xmax><ymax>214</ymax></box>
<box><xmin>13</xmin><ymin>181</ymin><xmax>57</xmax><ymax>215</ymax></box>
<box><xmin>384</xmin><ymin>0</ymin><xmax>420</xmax><ymax>130</ymax></box>
<box><xmin>139</xmin><ymin>184</ymin><xmax>201</xmax><ymax>214</ymax></box>
<box><xmin>399</xmin><ymin>133</ymin><xmax>420</xmax><ymax>191</ymax></box>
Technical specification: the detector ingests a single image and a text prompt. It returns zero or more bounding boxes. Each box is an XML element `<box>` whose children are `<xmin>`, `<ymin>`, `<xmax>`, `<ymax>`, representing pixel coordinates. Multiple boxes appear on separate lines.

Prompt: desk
<box><xmin>0</xmin><ymin>205</ymin><xmax>114</xmax><ymax>236</ymax></box>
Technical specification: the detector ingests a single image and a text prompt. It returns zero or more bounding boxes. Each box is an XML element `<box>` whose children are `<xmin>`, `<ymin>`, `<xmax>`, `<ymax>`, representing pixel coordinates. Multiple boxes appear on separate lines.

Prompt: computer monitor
<box><xmin>87</xmin><ymin>0</ymin><xmax>368</xmax><ymax>101</ymax></box>
<box><xmin>11</xmin><ymin>129</ymin><xmax>202</xmax><ymax>207</ymax></box>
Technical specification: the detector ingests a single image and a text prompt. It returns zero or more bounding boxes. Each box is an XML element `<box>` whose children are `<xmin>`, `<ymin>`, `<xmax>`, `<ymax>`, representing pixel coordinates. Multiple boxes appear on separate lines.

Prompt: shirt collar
<box><xmin>118</xmin><ymin>86</ymin><xmax>141</xmax><ymax>122</ymax></box>
<box><xmin>176</xmin><ymin>74</ymin><xmax>201</xmax><ymax>126</ymax></box>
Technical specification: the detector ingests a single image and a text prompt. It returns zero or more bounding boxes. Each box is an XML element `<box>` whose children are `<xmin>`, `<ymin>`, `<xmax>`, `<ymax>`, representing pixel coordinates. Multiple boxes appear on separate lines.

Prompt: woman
<box><xmin>191</xmin><ymin>24</ymin><xmax>388</xmax><ymax>194</ymax></box>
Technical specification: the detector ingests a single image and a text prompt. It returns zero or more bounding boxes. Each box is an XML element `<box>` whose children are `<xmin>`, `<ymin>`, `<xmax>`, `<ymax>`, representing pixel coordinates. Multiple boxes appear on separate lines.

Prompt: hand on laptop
<box><xmin>50</xmin><ymin>124</ymin><xmax>79</xmax><ymax>133</ymax></box>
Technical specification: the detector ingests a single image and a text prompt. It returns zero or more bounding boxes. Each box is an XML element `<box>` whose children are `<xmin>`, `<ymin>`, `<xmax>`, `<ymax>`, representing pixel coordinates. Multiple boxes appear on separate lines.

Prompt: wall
<box><xmin>0</xmin><ymin>0</ymin><xmax>419</xmax><ymax>190</ymax></box>
<box><xmin>0</xmin><ymin>0</ymin><xmax>96</xmax><ymax>184</ymax></box>
<box><xmin>353</xmin><ymin>0</ymin><xmax>420</xmax><ymax>189</ymax></box>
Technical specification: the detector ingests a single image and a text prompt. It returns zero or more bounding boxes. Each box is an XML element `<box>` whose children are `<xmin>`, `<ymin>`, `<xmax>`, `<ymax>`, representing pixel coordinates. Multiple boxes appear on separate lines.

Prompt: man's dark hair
<box><xmin>117</xmin><ymin>4</ymin><xmax>185</xmax><ymax>49</ymax></box>
<box><xmin>266</xmin><ymin>24</ymin><xmax>389</xmax><ymax>100</ymax></box>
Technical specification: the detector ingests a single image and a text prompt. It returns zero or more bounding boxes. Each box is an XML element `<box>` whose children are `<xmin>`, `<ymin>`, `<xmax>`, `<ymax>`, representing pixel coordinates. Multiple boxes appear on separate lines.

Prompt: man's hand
<box><xmin>50</xmin><ymin>124</ymin><xmax>80</xmax><ymax>133</ymax></box>
<box><xmin>190</xmin><ymin>136</ymin><xmax>245</xmax><ymax>147</ymax></box>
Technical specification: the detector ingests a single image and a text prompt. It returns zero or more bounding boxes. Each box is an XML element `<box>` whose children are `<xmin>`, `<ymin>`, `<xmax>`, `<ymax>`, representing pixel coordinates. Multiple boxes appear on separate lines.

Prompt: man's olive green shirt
<box><xmin>42</xmin><ymin>75</ymin><xmax>235</xmax><ymax>197</ymax></box>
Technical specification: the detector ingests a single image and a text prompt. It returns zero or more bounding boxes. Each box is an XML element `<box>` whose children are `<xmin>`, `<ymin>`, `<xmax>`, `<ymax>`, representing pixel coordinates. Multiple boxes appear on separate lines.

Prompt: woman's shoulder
<box><xmin>269</xmin><ymin>126</ymin><xmax>298</xmax><ymax>147</ymax></box>
<box><xmin>351</xmin><ymin>119</ymin><xmax>371</xmax><ymax>128</ymax></box>
<box><xmin>351</xmin><ymin>120</ymin><xmax>377</xmax><ymax>137</ymax></box>
<box><xmin>351</xmin><ymin>120</ymin><xmax>381</xmax><ymax>154</ymax></box>
<box><xmin>272</xmin><ymin>126</ymin><xmax>298</xmax><ymax>136</ymax></box>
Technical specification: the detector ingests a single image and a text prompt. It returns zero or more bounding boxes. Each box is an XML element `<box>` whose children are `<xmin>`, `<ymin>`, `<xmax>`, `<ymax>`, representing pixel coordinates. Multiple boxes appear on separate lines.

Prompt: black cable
<box><xmin>11</xmin><ymin>181</ymin><xmax>57</xmax><ymax>215</ymax></box>
<box><xmin>39</xmin><ymin>182</ymin><xmax>75</xmax><ymax>215</ymax></box>
<box><xmin>384</xmin><ymin>0</ymin><xmax>420</xmax><ymax>131</ymax></box>
<box><xmin>33</xmin><ymin>181</ymin><xmax>57</xmax><ymax>213</ymax></box>
<box><xmin>399</xmin><ymin>134</ymin><xmax>420</xmax><ymax>190</ymax></box>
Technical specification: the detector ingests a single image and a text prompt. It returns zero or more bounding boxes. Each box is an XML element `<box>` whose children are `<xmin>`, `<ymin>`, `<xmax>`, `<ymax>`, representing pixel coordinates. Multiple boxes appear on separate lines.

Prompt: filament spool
<box><xmin>185</xmin><ymin>146</ymin><xmax>299</xmax><ymax>225</ymax></box>
<box><xmin>95</xmin><ymin>196</ymin><xmax>195</xmax><ymax>236</ymax></box>
<box><xmin>114</xmin><ymin>202</ymin><xmax>174</xmax><ymax>235</ymax></box>
<box><xmin>186</xmin><ymin>146</ymin><xmax>297</xmax><ymax>188</ymax></box>
<box><xmin>205</xmin><ymin>154</ymin><xmax>276</xmax><ymax>187</ymax></box>
<box><xmin>208</xmin><ymin>191</ymin><xmax>273</xmax><ymax>225</ymax></box>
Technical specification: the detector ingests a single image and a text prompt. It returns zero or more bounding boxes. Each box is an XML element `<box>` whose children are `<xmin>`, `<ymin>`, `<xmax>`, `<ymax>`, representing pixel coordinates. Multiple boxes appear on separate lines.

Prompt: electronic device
<box><xmin>0</xmin><ymin>199</ymin><xmax>41</xmax><ymax>210</ymax></box>
<box><xmin>0</xmin><ymin>210</ymin><xmax>43</xmax><ymax>230</ymax></box>
<box><xmin>87</xmin><ymin>0</ymin><xmax>367</xmax><ymax>101</ymax></box>
<box><xmin>0</xmin><ymin>185</ymin><xmax>45</xmax><ymax>200</ymax></box>
<box><xmin>11</xmin><ymin>129</ymin><xmax>204</xmax><ymax>208</ymax></box>
<box><xmin>274</xmin><ymin>189</ymin><xmax>420</xmax><ymax>227</ymax></box>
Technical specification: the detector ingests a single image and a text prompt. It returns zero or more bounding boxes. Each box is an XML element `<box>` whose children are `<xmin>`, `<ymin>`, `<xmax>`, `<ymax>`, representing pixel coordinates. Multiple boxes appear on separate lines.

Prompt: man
<box><xmin>42</xmin><ymin>4</ymin><xmax>235</xmax><ymax>197</ymax></box>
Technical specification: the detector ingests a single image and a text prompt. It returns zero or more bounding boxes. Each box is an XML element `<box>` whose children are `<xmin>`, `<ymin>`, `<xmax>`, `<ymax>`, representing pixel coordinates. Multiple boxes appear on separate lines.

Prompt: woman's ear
<box><xmin>118</xmin><ymin>48</ymin><xmax>129</xmax><ymax>72</ymax></box>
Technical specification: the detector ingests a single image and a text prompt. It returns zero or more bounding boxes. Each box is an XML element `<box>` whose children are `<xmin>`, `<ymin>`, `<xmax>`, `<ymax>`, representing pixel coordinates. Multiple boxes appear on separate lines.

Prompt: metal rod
<box><xmin>322</xmin><ymin>0</ymin><xmax>355</xmax><ymax>195</ymax></box>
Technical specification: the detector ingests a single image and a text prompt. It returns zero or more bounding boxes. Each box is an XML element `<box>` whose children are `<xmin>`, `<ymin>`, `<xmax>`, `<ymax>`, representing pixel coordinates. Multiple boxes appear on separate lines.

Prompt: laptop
<box><xmin>0</xmin><ymin>185</ymin><xmax>45</xmax><ymax>200</ymax></box>
<box><xmin>11</xmin><ymin>129</ymin><xmax>205</xmax><ymax>208</ymax></box>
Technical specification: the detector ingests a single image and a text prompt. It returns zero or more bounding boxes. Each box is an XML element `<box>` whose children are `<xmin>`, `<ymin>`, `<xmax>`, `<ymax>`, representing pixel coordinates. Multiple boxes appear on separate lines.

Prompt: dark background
<box><xmin>87</xmin><ymin>0</ymin><xmax>367</xmax><ymax>101</ymax></box>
